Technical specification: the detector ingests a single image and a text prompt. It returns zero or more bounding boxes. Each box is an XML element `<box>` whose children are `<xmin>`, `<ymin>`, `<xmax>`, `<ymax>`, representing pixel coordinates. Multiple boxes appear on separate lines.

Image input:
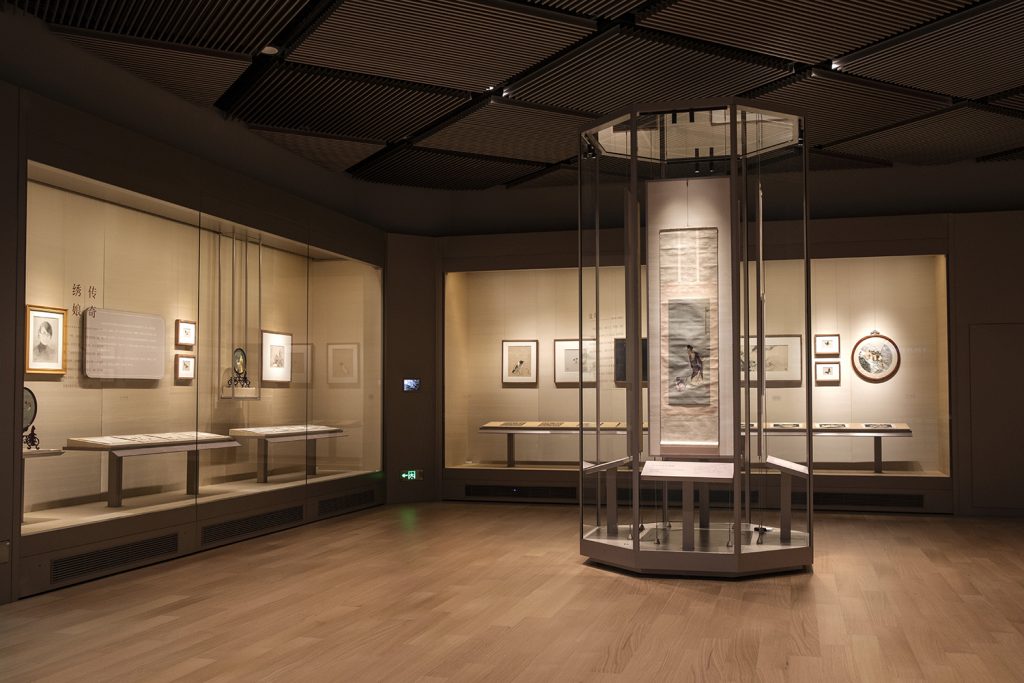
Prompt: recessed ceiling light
<box><xmin>486</xmin><ymin>86</ymin><xmax>494</xmax><ymax>91</ymax></box>
<box><xmin>260</xmin><ymin>45</ymin><xmax>280</xmax><ymax>56</ymax></box>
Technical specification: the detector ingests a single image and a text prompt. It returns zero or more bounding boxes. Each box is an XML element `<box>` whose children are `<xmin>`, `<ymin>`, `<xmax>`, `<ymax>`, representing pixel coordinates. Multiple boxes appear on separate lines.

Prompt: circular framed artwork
<box><xmin>851</xmin><ymin>334</ymin><xmax>900</xmax><ymax>383</ymax></box>
<box><xmin>232</xmin><ymin>347</ymin><xmax>247</xmax><ymax>376</ymax></box>
<box><xmin>23</xmin><ymin>387</ymin><xmax>37</xmax><ymax>430</ymax></box>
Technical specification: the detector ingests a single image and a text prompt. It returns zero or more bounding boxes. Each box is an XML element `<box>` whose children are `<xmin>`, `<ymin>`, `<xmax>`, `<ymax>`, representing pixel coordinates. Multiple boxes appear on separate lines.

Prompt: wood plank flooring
<box><xmin>1</xmin><ymin>502</ymin><xmax>1023</xmax><ymax>681</ymax></box>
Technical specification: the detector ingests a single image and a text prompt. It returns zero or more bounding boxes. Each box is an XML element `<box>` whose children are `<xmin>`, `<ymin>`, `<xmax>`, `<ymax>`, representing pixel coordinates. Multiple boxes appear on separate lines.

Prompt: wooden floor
<box><xmin>1</xmin><ymin>503</ymin><xmax>1023</xmax><ymax>681</ymax></box>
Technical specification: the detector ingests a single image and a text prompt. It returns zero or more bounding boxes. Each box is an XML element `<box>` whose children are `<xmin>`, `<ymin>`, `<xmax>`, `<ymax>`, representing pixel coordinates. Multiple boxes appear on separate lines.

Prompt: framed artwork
<box><xmin>553</xmin><ymin>339</ymin><xmax>597</xmax><ymax>385</ymax></box>
<box><xmin>261</xmin><ymin>330</ymin><xmax>292</xmax><ymax>383</ymax></box>
<box><xmin>814</xmin><ymin>334</ymin><xmax>840</xmax><ymax>357</ymax></box>
<box><xmin>175</xmin><ymin>319</ymin><xmax>196</xmax><ymax>347</ymax></box>
<box><xmin>25</xmin><ymin>305</ymin><xmax>66</xmax><ymax>375</ymax></box>
<box><xmin>291</xmin><ymin>343</ymin><xmax>312</xmax><ymax>385</ymax></box>
<box><xmin>502</xmin><ymin>340</ymin><xmax>537</xmax><ymax>386</ymax></box>
<box><xmin>815</xmin><ymin>361</ymin><xmax>840</xmax><ymax>386</ymax></box>
<box><xmin>740</xmin><ymin>335</ymin><xmax>802</xmax><ymax>387</ymax></box>
<box><xmin>175</xmin><ymin>354</ymin><xmax>196</xmax><ymax>382</ymax></box>
<box><xmin>851</xmin><ymin>333</ymin><xmax>900</xmax><ymax>383</ymax></box>
<box><xmin>327</xmin><ymin>343</ymin><xmax>359</xmax><ymax>385</ymax></box>
<box><xmin>613</xmin><ymin>337</ymin><xmax>649</xmax><ymax>385</ymax></box>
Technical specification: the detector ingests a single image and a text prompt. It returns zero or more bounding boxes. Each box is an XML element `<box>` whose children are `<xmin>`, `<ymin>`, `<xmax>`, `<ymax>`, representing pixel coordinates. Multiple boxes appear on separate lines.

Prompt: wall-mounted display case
<box><xmin>18</xmin><ymin>163</ymin><xmax>383</xmax><ymax>594</ymax></box>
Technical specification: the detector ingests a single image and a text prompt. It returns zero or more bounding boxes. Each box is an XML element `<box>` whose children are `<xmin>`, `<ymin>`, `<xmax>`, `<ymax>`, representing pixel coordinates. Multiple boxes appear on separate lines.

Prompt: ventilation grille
<box><xmin>50</xmin><ymin>533</ymin><xmax>178</xmax><ymax>584</ymax></box>
<box><xmin>201</xmin><ymin>506</ymin><xmax>303</xmax><ymax>546</ymax></box>
<box><xmin>318</xmin><ymin>489</ymin><xmax>376</xmax><ymax>517</ymax></box>
<box><xmin>797</xmin><ymin>492</ymin><xmax>926</xmax><ymax>509</ymax></box>
<box><xmin>465</xmin><ymin>484</ymin><xmax>576</xmax><ymax>500</ymax></box>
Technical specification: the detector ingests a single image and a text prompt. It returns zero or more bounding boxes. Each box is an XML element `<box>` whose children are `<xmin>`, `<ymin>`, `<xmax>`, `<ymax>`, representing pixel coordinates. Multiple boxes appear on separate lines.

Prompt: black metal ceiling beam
<box><xmin>504</xmin><ymin>158</ymin><xmax>575</xmax><ymax>188</ymax></box>
<box><xmin>215</xmin><ymin>0</ymin><xmax>342</xmax><ymax>114</ymax></box>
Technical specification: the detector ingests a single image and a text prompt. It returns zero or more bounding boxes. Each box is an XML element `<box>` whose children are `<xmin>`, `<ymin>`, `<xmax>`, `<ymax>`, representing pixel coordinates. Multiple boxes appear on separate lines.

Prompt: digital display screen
<box><xmin>403</xmin><ymin>378</ymin><xmax>421</xmax><ymax>392</ymax></box>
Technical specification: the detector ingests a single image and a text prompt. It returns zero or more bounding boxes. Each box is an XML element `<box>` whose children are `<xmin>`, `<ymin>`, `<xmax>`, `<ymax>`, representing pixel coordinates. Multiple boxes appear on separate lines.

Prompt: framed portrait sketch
<box><xmin>175</xmin><ymin>354</ymin><xmax>195</xmax><ymax>382</ymax></box>
<box><xmin>851</xmin><ymin>333</ymin><xmax>900</xmax><ymax>383</ymax></box>
<box><xmin>327</xmin><ymin>343</ymin><xmax>359</xmax><ymax>385</ymax></box>
<box><xmin>261</xmin><ymin>330</ymin><xmax>292</xmax><ymax>383</ymax></box>
<box><xmin>502</xmin><ymin>340</ymin><xmax>537</xmax><ymax>386</ymax></box>
<box><xmin>740</xmin><ymin>335</ymin><xmax>802</xmax><ymax>387</ymax></box>
<box><xmin>175</xmin><ymin>319</ymin><xmax>196</xmax><ymax>347</ymax></box>
<box><xmin>553</xmin><ymin>339</ymin><xmax>597</xmax><ymax>385</ymax></box>
<box><xmin>814</xmin><ymin>361</ymin><xmax>840</xmax><ymax>386</ymax></box>
<box><xmin>814</xmin><ymin>334</ymin><xmax>840</xmax><ymax>357</ymax></box>
<box><xmin>25</xmin><ymin>305</ymin><xmax>66</xmax><ymax>375</ymax></box>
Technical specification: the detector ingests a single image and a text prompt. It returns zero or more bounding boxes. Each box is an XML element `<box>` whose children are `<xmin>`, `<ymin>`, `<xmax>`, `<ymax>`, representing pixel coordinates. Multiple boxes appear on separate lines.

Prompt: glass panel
<box><xmin>22</xmin><ymin>164</ymin><xmax>203</xmax><ymax>533</ymax></box>
<box><xmin>21</xmin><ymin>163</ymin><xmax>383</xmax><ymax>539</ymax></box>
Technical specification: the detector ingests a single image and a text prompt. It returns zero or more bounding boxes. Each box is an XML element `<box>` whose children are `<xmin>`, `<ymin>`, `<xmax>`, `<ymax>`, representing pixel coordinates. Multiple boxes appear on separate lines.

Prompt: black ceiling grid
<box><xmin>507</xmin><ymin>27</ymin><xmax>792</xmax><ymax>114</ymax></box>
<box><xmin>58</xmin><ymin>30</ymin><xmax>249</xmax><ymax>106</ymax></box>
<box><xmin>825</xmin><ymin>104</ymin><xmax>1024</xmax><ymax>165</ymax></box>
<box><xmin>749</xmin><ymin>69</ymin><xmax>952</xmax><ymax>147</ymax></box>
<box><xmin>251</xmin><ymin>129</ymin><xmax>384</xmax><ymax>173</ymax></box>
<box><xmin>352</xmin><ymin>147</ymin><xmax>545</xmax><ymax>190</ymax></box>
<box><xmin>288</xmin><ymin>0</ymin><xmax>595</xmax><ymax>92</ymax></box>
<box><xmin>835</xmin><ymin>0</ymin><xmax>1024</xmax><ymax>99</ymax></box>
<box><xmin>508</xmin><ymin>163</ymin><xmax>579</xmax><ymax>188</ymax></box>
<box><xmin>9</xmin><ymin>0</ymin><xmax>309</xmax><ymax>55</ymax></box>
<box><xmin>228</xmin><ymin>62</ymin><xmax>471</xmax><ymax>142</ymax></box>
<box><xmin>418</xmin><ymin>98</ymin><xmax>595</xmax><ymax>163</ymax></box>
<box><xmin>991</xmin><ymin>89</ymin><xmax>1024</xmax><ymax>112</ymax></box>
<box><xmin>636</xmin><ymin>0</ymin><xmax>974</xmax><ymax>64</ymax></box>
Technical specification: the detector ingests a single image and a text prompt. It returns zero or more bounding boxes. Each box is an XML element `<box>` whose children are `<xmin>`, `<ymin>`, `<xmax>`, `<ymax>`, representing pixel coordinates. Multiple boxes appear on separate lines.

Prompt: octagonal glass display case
<box><xmin>578</xmin><ymin>99</ymin><xmax>813</xmax><ymax>576</ymax></box>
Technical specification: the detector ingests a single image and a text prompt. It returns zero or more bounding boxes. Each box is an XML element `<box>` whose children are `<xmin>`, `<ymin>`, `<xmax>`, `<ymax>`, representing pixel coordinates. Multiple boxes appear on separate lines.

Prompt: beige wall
<box><xmin>445</xmin><ymin>256</ymin><xmax>949</xmax><ymax>472</ymax></box>
<box><xmin>23</xmin><ymin>181</ymin><xmax>382</xmax><ymax>510</ymax></box>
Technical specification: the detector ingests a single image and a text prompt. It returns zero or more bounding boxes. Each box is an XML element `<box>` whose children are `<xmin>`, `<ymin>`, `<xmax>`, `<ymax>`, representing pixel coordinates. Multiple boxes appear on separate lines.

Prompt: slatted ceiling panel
<box><xmin>508</xmin><ymin>29</ymin><xmax>790</xmax><ymax>114</ymax></box>
<box><xmin>993</xmin><ymin>92</ymin><xmax>1024</xmax><ymax>112</ymax></box>
<box><xmin>825</xmin><ymin>106</ymin><xmax>1024</xmax><ymax>165</ymax></box>
<box><xmin>59</xmin><ymin>32</ymin><xmax>248</xmax><ymax>106</ymax></box>
<box><xmin>15</xmin><ymin>0</ymin><xmax>307</xmax><ymax>55</ymax></box>
<box><xmin>754</xmin><ymin>70</ymin><xmax>950</xmax><ymax>146</ymax></box>
<box><xmin>837</xmin><ymin>0</ymin><xmax>1024</xmax><ymax>98</ymax></box>
<box><xmin>759</xmin><ymin>149</ymin><xmax>891</xmax><ymax>173</ymax></box>
<box><xmin>637</xmin><ymin>0</ymin><xmax>972</xmax><ymax>63</ymax></box>
<box><xmin>354</xmin><ymin>147</ymin><xmax>545</xmax><ymax>189</ymax></box>
<box><xmin>230</xmin><ymin>65</ymin><xmax>469</xmax><ymax>142</ymax></box>
<box><xmin>419</xmin><ymin>100</ymin><xmax>593</xmax><ymax>163</ymax></box>
<box><xmin>514</xmin><ymin>166</ymin><xmax>579</xmax><ymax>187</ymax></box>
<box><xmin>979</xmin><ymin>146</ymin><xmax>1024</xmax><ymax>161</ymax></box>
<box><xmin>289</xmin><ymin>0</ymin><xmax>594</xmax><ymax>93</ymax></box>
<box><xmin>252</xmin><ymin>130</ymin><xmax>384</xmax><ymax>173</ymax></box>
<box><xmin>527</xmin><ymin>0</ymin><xmax>647</xmax><ymax>18</ymax></box>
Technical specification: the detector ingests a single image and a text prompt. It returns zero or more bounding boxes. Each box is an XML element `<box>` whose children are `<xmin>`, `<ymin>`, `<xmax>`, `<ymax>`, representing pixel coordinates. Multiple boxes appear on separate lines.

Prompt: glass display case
<box><xmin>20</xmin><ymin>163</ymin><xmax>382</xmax><ymax>536</ymax></box>
<box><xmin>579</xmin><ymin>100</ymin><xmax>813</xmax><ymax>575</ymax></box>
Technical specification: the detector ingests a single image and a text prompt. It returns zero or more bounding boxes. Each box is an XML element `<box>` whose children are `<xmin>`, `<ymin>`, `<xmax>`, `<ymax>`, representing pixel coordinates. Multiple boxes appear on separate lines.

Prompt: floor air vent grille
<box><xmin>318</xmin><ymin>489</ymin><xmax>375</xmax><ymax>517</ymax></box>
<box><xmin>50</xmin><ymin>533</ymin><xmax>178</xmax><ymax>584</ymax></box>
<box><xmin>201</xmin><ymin>506</ymin><xmax>303</xmax><ymax>546</ymax></box>
<box><xmin>465</xmin><ymin>484</ymin><xmax>576</xmax><ymax>500</ymax></box>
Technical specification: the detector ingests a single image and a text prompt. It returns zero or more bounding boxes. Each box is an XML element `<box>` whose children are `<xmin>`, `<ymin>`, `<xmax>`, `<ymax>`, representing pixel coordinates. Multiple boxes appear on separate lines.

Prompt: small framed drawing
<box><xmin>613</xmin><ymin>338</ymin><xmax>649</xmax><ymax>386</ymax></box>
<box><xmin>175</xmin><ymin>319</ymin><xmax>196</xmax><ymax>347</ymax></box>
<box><xmin>814</xmin><ymin>334</ymin><xmax>840</xmax><ymax>357</ymax></box>
<box><xmin>502</xmin><ymin>340</ymin><xmax>537</xmax><ymax>386</ymax></box>
<box><xmin>261</xmin><ymin>330</ymin><xmax>292</xmax><ymax>383</ymax></box>
<box><xmin>740</xmin><ymin>335</ymin><xmax>802</xmax><ymax>387</ymax></box>
<box><xmin>814</xmin><ymin>361</ymin><xmax>840</xmax><ymax>386</ymax></box>
<box><xmin>175</xmin><ymin>354</ymin><xmax>196</xmax><ymax>382</ymax></box>
<box><xmin>327</xmin><ymin>343</ymin><xmax>359</xmax><ymax>385</ymax></box>
<box><xmin>25</xmin><ymin>305</ymin><xmax>66</xmax><ymax>375</ymax></box>
<box><xmin>851</xmin><ymin>333</ymin><xmax>900</xmax><ymax>383</ymax></box>
<box><xmin>291</xmin><ymin>343</ymin><xmax>312</xmax><ymax>385</ymax></box>
<box><xmin>553</xmin><ymin>339</ymin><xmax>597</xmax><ymax>386</ymax></box>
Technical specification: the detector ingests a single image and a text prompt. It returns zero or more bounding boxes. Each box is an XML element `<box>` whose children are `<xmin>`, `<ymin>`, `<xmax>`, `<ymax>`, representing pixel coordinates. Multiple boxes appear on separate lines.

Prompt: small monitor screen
<box><xmin>403</xmin><ymin>378</ymin><xmax>421</xmax><ymax>392</ymax></box>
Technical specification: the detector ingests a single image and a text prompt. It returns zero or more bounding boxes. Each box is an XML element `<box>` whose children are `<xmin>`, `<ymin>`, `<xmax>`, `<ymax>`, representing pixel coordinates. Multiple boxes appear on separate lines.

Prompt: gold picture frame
<box><xmin>25</xmin><ymin>305</ymin><xmax>67</xmax><ymax>375</ymax></box>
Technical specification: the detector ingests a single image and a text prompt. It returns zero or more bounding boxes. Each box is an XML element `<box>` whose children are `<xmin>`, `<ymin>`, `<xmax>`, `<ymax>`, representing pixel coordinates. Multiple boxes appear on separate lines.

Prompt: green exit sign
<box><xmin>400</xmin><ymin>470</ymin><xmax>422</xmax><ymax>481</ymax></box>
